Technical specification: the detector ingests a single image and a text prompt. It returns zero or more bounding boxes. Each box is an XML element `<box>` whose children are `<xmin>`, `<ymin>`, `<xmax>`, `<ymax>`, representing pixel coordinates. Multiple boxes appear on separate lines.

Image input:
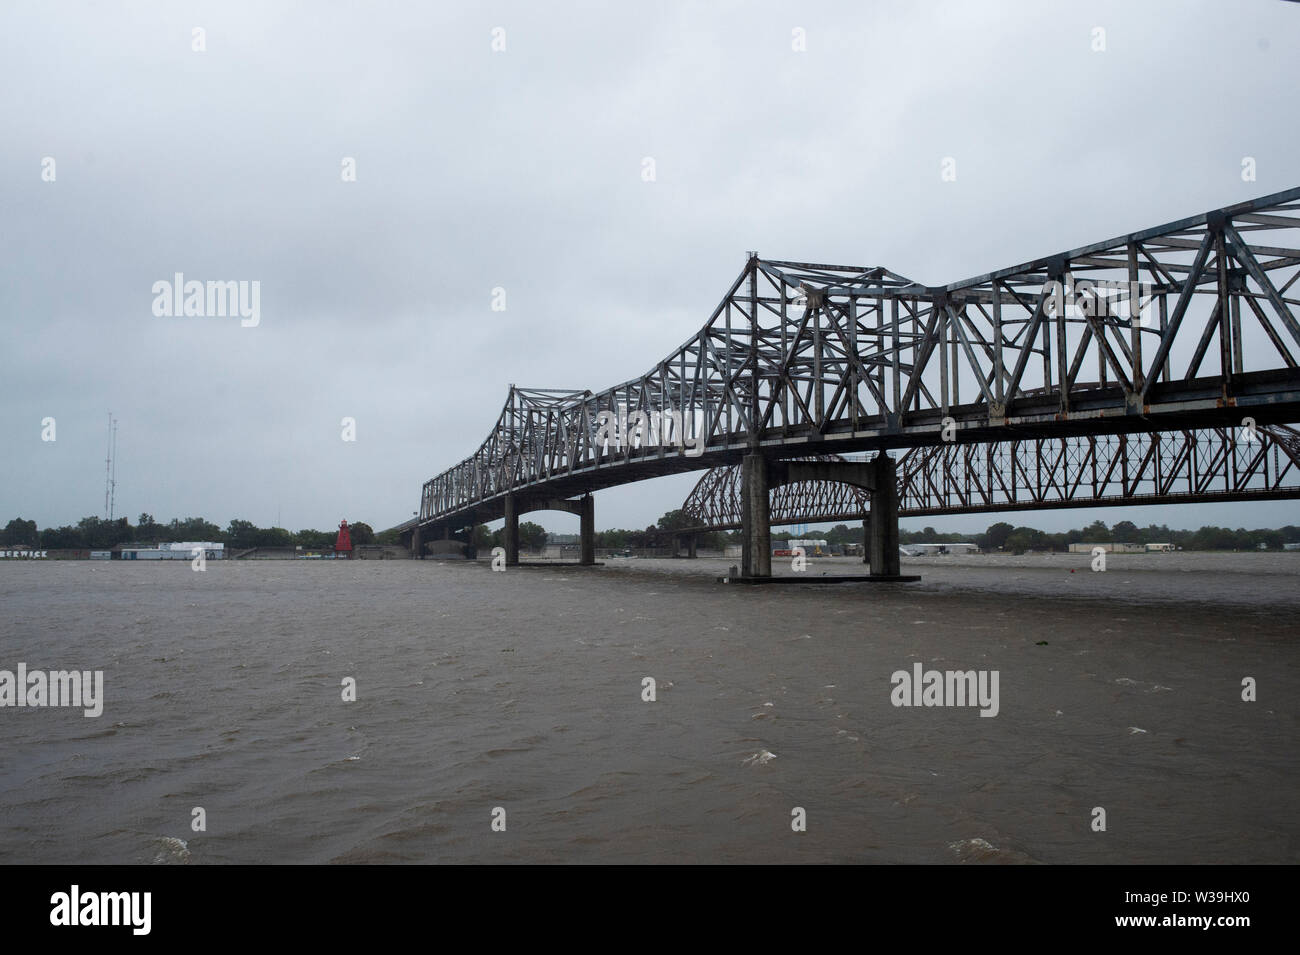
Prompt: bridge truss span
<box><xmin>678</xmin><ymin>424</ymin><xmax>1300</xmax><ymax>530</ymax></box>
<box><xmin>411</xmin><ymin>188</ymin><xmax>1300</xmax><ymax>577</ymax></box>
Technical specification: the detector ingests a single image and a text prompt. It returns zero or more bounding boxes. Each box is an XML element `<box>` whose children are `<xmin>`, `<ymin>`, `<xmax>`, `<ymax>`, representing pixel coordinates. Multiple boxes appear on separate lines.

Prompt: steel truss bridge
<box><xmin>678</xmin><ymin>424</ymin><xmax>1300</xmax><ymax>532</ymax></box>
<box><xmin>403</xmin><ymin>187</ymin><xmax>1300</xmax><ymax>577</ymax></box>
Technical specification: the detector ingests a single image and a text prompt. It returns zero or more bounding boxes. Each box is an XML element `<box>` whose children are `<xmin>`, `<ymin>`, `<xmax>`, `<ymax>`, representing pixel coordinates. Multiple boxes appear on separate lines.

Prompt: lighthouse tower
<box><xmin>335</xmin><ymin>519</ymin><xmax>353</xmax><ymax>558</ymax></box>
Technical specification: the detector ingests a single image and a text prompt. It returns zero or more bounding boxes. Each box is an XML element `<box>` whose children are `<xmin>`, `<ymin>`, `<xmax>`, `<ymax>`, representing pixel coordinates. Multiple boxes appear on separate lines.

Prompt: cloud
<box><xmin>3</xmin><ymin>0</ymin><xmax>1298</xmax><ymax>532</ymax></box>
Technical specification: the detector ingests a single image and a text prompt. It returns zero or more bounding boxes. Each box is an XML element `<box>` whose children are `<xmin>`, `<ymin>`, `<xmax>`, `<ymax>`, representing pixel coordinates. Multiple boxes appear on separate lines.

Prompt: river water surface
<box><xmin>1</xmin><ymin>552</ymin><xmax>1296</xmax><ymax>864</ymax></box>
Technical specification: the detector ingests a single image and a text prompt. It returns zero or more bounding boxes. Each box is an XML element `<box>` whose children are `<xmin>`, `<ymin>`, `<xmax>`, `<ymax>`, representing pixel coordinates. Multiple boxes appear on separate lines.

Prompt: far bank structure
<box><xmin>0</xmin><ymin>520</ymin><xmax>407</xmax><ymax>561</ymax></box>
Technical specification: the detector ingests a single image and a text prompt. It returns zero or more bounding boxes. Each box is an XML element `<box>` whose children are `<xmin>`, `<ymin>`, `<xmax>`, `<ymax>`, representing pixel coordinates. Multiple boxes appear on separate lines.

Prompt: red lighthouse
<box><xmin>335</xmin><ymin>519</ymin><xmax>353</xmax><ymax>557</ymax></box>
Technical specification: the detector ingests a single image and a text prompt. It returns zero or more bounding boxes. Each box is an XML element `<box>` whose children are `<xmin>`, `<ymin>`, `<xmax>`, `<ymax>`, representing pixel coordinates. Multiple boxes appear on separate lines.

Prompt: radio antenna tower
<box><xmin>103</xmin><ymin>412</ymin><xmax>118</xmax><ymax>521</ymax></box>
<box><xmin>109</xmin><ymin>417</ymin><xmax>118</xmax><ymax>521</ymax></box>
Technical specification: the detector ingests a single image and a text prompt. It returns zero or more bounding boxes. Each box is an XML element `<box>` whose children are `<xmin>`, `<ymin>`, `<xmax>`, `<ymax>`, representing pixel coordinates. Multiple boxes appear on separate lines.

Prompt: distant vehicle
<box><xmin>774</xmin><ymin>539</ymin><xmax>830</xmax><ymax>557</ymax></box>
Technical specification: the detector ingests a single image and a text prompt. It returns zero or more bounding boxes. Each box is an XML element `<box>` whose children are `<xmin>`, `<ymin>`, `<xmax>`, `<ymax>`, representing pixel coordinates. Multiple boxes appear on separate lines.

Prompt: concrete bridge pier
<box><xmin>741</xmin><ymin>453</ymin><xmax>772</xmax><ymax>578</ymax></box>
<box><xmin>411</xmin><ymin>523</ymin><xmax>423</xmax><ymax>559</ymax></box>
<box><xmin>868</xmin><ymin>453</ymin><xmax>900</xmax><ymax>577</ymax></box>
<box><xmin>503</xmin><ymin>493</ymin><xmax>520</xmax><ymax>566</ymax></box>
<box><xmin>580</xmin><ymin>493</ymin><xmax>595</xmax><ymax>565</ymax></box>
<box><xmin>735</xmin><ymin>451</ymin><xmax>898</xmax><ymax>580</ymax></box>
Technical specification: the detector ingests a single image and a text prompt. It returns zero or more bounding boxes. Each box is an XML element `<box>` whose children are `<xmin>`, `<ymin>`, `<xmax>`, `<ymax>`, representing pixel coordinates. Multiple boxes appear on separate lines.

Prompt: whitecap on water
<box><xmin>150</xmin><ymin>836</ymin><xmax>190</xmax><ymax>864</ymax></box>
<box><xmin>950</xmin><ymin>838</ymin><xmax>995</xmax><ymax>859</ymax></box>
<box><xmin>948</xmin><ymin>837</ymin><xmax>1035</xmax><ymax>863</ymax></box>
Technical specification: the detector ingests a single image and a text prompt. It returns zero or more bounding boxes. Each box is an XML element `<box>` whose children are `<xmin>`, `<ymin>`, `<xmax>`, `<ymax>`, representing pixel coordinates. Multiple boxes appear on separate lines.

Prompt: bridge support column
<box><xmin>412</xmin><ymin>524</ymin><xmax>423</xmax><ymax>559</ymax></box>
<box><xmin>741</xmin><ymin>453</ymin><xmax>772</xmax><ymax>578</ymax></box>
<box><xmin>862</xmin><ymin>516</ymin><xmax>870</xmax><ymax>565</ymax></box>
<box><xmin>688</xmin><ymin>534</ymin><xmax>697</xmax><ymax>559</ymax></box>
<box><xmin>580</xmin><ymin>494</ymin><xmax>595</xmax><ymax>565</ymax></box>
<box><xmin>868</xmin><ymin>453</ymin><xmax>900</xmax><ymax>577</ymax></box>
<box><xmin>504</xmin><ymin>494</ymin><xmax>520</xmax><ymax>566</ymax></box>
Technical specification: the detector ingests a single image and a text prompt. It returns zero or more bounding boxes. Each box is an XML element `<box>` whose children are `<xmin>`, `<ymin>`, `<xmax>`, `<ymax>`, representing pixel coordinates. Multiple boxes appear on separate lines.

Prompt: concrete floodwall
<box><xmin>352</xmin><ymin>545</ymin><xmax>412</xmax><ymax>559</ymax></box>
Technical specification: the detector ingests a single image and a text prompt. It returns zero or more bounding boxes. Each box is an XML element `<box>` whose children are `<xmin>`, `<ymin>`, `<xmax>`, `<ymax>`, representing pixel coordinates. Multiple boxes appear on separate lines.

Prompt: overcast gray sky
<box><xmin>3</xmin><ymin>0</ymin><xmax>1299</xmax><ymax>537</ymax></box>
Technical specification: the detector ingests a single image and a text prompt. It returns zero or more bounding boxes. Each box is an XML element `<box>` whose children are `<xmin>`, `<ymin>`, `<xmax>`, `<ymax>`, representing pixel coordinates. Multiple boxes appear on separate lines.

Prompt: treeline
<box><xmin>10</xmin><ymin>511</ymin><xmax>1298</xmax><ymax>555</ymax></box>
<box><xmin>972</xmin><ymin>519</ymin><xmax>1300</xmax><ymax>554</ymax></box>
<box><xmin>692</xmin><ymin>515</ymin><xmax>1300</xmax><ymax>553</ymax></box>
<box><xmin>0</xmin><ymin>515</ymin><xmax>377</xmax><ymax>551</ymax></box>
<box><xmin>591</xmin><ymin>510</ymin><xmax>725</xmax><ymax>550</ymax></box>
<box><xmin>501</xmin><ymin>510</ymin><xmax>1300</xmax><ymax>553</ymax></box>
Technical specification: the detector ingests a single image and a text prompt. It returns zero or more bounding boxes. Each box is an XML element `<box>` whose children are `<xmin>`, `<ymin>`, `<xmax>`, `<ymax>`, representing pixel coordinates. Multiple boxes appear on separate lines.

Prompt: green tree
<box><xmin>226</xmin><ymin>519</ymin><xmax>259</xmax><ymax>549</ymax></box>
<box><xmin>136</xmin><ymin>513</ymin><xmax>162</xmax><ymax>542</ymax></box>
<box><xmin>168</xmin><ymin>517</ymin><xmax>222</xmax><ymax>541</ymax></box>
<box><xmin>1111</xmin><ymin>520</ymin><xmax>1139</xmax><ymax>542</ymax></box>
<box><xmin>595</xmin><ymin>528</ymin><xmax>629</xmax><ymax>549</ymax></box>
<box><xmin>1082</xmin><ymin>519</ymin><xmax>1111</xmax><ymax>542</ymax></box>
<box><xmin>518</xmin><ymin>521</ymin><xmax>548</xmax><ymax>551</ymax></box>
<box><xmin>656</xmin><ymin>509</ymin><xmax>692</xmax><ymax>532</ymax></box>
<box><xmin>77</xmin><ymin>516</ymin><xmax>107</xmax><ymax>549</ymax></box>
<box><xmin>826</xmin><ymin>524</ymin><xmax>854</xmax><ymax>544</ymax></box>
<box><xmin>295</xmin><ymin>529</ymin><xmax>334</xmax><ymax>549</ymax></box>
<box><xmin>1257</xmin><ymin>530</ymin><xmax>1284</xmax><ymax>550</ymax></box>
<box><xmin>349</xmin><ymin>522</ymin><xmax>376</xmax><ymax>546</ymax></box>
<box><xmin>985</xmin><ymin>522</ymin><xmax>1015</xmax><ymax>550</ymax></box>
<box><xmin>254</xmin><ymin>526</ymin><xmax>294</xmax><ymax>548</ymax></box>
<box><xmin>1005</xmin><ymin>526</ymin><xmax>1045</xmax><ymax>554</ymax></box>
<box><xmin>75</xmin><ymin>516</ymin><xmax>130</xmax><ymax>548</ymax></box>
<box><xmin>1</xmin><ymin>518</ymin><xmax>38</xmax><ymax>547</ymax></box>
<box><xmin>40</xmin><ymin>524</ymin><xmax>83</xmax><ymax>549</ymax></box>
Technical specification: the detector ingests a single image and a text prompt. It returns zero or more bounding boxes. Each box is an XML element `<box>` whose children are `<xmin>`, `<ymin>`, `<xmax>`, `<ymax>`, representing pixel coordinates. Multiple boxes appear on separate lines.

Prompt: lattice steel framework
<box><xmin>681</xmin><ymin>454</ymin><xmax>869</xmax><ymax>531</ymax></box>
<box><xmin>420</xmin><ymin>188</ymin><xmax>1300</xmax><ymax>529</ymax></box>
<box><xmin>678</xmin><ymin>425</ymin><xmax>1300</xmax><ymax>530</ymax></box>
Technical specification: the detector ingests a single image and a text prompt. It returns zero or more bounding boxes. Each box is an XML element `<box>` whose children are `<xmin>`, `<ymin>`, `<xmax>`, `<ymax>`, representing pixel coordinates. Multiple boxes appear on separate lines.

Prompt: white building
<box><xmin>1068</xmin><ymin>542</ymin><xmax>1145</xmax><ymax>554</ymax></box>
<box><xmin>121</xmin><ymin>542</ymin><xmax>224</xmax><ymax>560</ymax></box>
<box><xmin>901</xmin><ymin>542</ymin><xmax>980</xmax><ymax>555</ymax></box>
